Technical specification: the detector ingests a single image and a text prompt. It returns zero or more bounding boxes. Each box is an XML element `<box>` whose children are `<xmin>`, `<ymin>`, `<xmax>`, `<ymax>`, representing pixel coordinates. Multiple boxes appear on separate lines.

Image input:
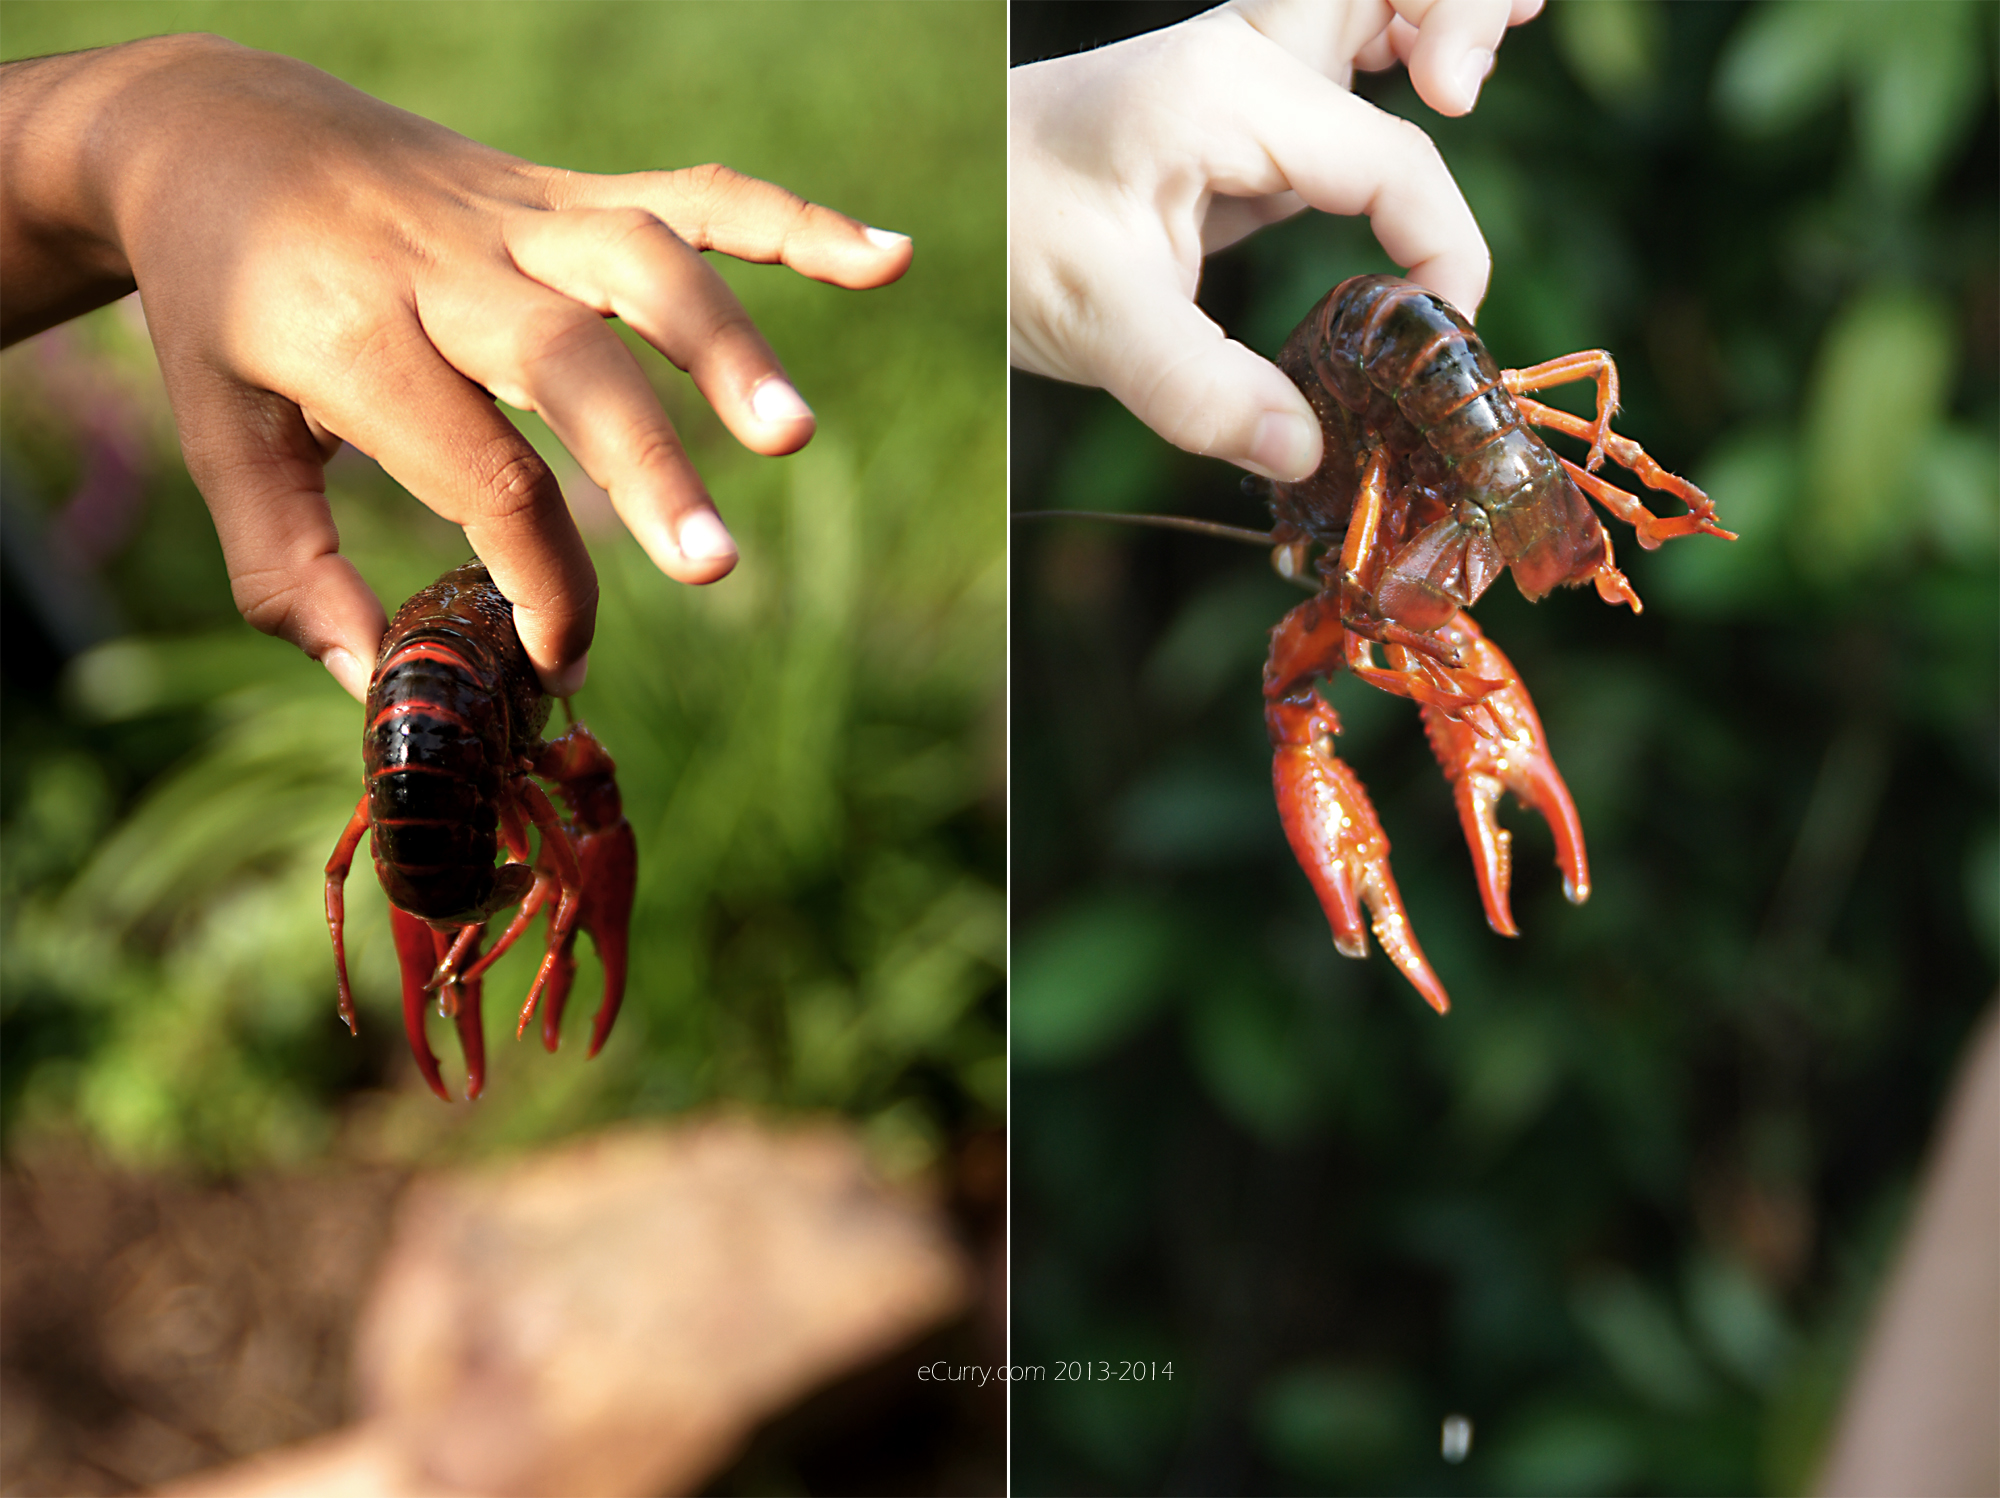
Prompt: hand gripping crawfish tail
<box><xmin>322</xmin><ymin>561</ymin><xmax>636</xmax><ymax>1101</ymax></box>
<box><xmin>1271</xmin><ymin>274</ymin><xmax>1622</xmax><ymax>626</ymax></box>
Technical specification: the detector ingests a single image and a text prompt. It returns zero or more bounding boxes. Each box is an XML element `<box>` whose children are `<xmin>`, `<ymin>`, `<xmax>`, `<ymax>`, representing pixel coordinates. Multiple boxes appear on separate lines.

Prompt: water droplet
<box><xmin>1442</xmin><ymin>1413</ymin><xmax>1473</xmax><ymax>1463</ymax></box>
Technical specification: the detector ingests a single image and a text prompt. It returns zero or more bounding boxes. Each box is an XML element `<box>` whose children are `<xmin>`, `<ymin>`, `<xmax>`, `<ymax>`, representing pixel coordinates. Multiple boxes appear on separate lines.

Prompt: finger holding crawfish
<box><xmin>323</xmin><ymin>561</ymin><xmax>637</xmax><ymax>1101</ymax></box>
<box><xmin>1261</xmin><ymin>275</ymin><xmax>1730</xmax><ymax>1010</ymax></box>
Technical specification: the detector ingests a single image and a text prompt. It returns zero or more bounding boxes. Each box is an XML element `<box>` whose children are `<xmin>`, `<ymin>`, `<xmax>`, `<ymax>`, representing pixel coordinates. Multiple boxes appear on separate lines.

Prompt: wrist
<box><xmin>0</xmin><ymin>35</ymin><xmax>228</xmax><ymax>343</ymax></box>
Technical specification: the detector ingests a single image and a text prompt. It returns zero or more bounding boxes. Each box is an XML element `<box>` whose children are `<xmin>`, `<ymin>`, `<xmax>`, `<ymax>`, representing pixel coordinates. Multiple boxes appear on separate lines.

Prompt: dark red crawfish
<box><xmin>323</xmin><ymin>561</ymin><xmax>637</xmax><ymax>1100</ymax></box>
<box><xmin>1260</xmin><ymin>275</ymin><xmax>1733</xmax><ymax>1012</ymax></box>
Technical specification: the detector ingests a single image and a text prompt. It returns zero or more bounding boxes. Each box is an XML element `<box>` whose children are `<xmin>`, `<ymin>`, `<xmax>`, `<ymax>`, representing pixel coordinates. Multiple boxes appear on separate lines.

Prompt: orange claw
<box><xmin>1395</xmin><ymin>615</ymin><xmax>1590</xmax><ymax>939</ymax></box>
<box><xmin>1268</xmin><ymin>693</ymin><xmax>1452</xmax><ymax>1014</ymax></box>
<box><xmin>390</xmin><ymin>906</ymin><xmax>486</xmax><ymax>1102</ymax></box>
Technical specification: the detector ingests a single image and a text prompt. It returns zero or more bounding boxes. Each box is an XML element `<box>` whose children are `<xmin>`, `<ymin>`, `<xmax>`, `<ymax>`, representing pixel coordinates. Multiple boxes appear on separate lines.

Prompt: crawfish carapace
<box><xmin>323</xmin><ymin>561</ymin><xmax>638</xmax><ymax>1100</ymax></box>
<box><xmin>1262</xmin><ymin>275</ymin><xmax>1732</xmax><ymax>1011</ymax></box>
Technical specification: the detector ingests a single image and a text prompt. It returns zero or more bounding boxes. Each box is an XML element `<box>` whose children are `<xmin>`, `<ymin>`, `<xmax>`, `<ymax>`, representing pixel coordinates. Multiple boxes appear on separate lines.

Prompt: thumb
<box><xmin>1088</xmin><ymin>279</ymin><xmax>1323</xmax><ymax>481</ymax></box>
<box><xmin>173</xmin><ymin>378</ymin><xmax>388</xmax><ymax>700</ymax></box>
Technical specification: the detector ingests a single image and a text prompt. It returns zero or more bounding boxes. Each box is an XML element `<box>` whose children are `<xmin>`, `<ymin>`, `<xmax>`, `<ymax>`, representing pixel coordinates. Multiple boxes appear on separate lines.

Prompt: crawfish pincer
<box><xmin>1260</xmin><ymin>276</ymin><xmax>1731</xmax><ymax>1010</ymax></box>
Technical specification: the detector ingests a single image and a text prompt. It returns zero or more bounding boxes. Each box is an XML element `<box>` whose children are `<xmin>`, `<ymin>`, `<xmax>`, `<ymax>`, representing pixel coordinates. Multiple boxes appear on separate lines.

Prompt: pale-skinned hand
<box><xmin>1010</xmin><ymin>0</ymin><xmax>1540</xmax><ymax>483</ymax></box>
<box><xmin>0</xmin><ymin>33</ymin><xmax>913</xmax><ymax>699</ymax></box>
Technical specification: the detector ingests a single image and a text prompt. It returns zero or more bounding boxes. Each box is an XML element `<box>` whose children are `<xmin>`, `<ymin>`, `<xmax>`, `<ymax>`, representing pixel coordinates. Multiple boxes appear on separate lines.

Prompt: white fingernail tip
<box><xmin>545</xmin><ymin>656</ymin><xmax>589</xmax><ymax>698</ymax></box>
<box><xmin>1458</xmin><ymin>49</ymin><xmax>1493</xmax><ymax>109</ymax></box>
<box><xmin>750</xmin><ymin>377</ymin><xmax>814</xmax><ymax>424</ymax></box>
<box><xmin>1248</xmin><ymin>410</ymin><xmax>1319</xmax><ymax>482</ymax></box>
<box><xmin>864</xmin><ymin>226</ymin><xmax>911</xmax><ymax>250</ymax></box>
<box><xmin>322</xmin><ymin>647</ymin><xmax>368</xmax><ymax>700</ymax></box>
<box><xmin>677</xmin><ymin>509</ymin><xmax>737</xmax><ymax>562</ymax></box>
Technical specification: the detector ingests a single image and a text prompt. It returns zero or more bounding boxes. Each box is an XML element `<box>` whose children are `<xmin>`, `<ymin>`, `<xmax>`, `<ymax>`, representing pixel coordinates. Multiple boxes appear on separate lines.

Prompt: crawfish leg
<box><xmin>1559</xmin><ymin>454</ymin><xmax>1733</xmax><ymax>554</ymax></box>
<box><xmin>323</xmin><ymin>797</ymin><xmax>371</xmax><ymax>1035</ymax></box>
<box><xmin>1515</xmin><ymin>395</ymin><xmax>1735</xmax><ymax>546</ymax></box>
<box><xmin>1344</xmin><ymin>627</ymin><xmax>1497</xmax><ymax>717</ymax></box>
<box><xmin>391</xmin><ymin>914</ymin><xmax>491</xmax><ymax>1102</ymax></box>
<box><xmin>535</xmin><ymin>723</ymin><xmax>637</xmax><ymax>1058</ymax></box>
<box><xmin>390</xmin><ymin>908</ymin><xmax>453</xmax><ymax>1101</ymax></box>
<box><xmin>1336</xmin><ymin>447</ymin><xmax>1393</xmax><ymax>607</ymax></box>
<box><xmin>455</xmin><ymin>865</ymin><xmax>554</xmax><ymax>986</ymax></box>
<box><xmin>1502</xmin><ymin>350</ymin><xmax>1620</xmax><ymax>473</ymax></box>
<box><xmin>511</xmin><ymin>778</ymin><xmax>585</xmax><ymax>1039</ymax></box>
<box><xmin>1392</xmin><ymin>614</ymin><xmax>1590</xmax><ymax>939</ymax></box>
<box><xmin>1268</xmin><ymin>693</ymin><xmax>1451</xmax><ymax>1014</ymax></box>
<box><xmin>465</xmin><ymin>851</ymin><xmax>574</xmax><ymax>1053</ymax></box>
<box><xmin>426</xmin><ymin>797</ymin><xmax>538</xmax><ymax>991</ymax></box>
<box><xmin>444</xmin><ymin>926</ymin><xmax>488</xmax><ymax>1101</ymax></box>
<box><xmin>1272</xmin><ymin>593</ymin><xmax>1478</xmax><ymax>720</ymax></box>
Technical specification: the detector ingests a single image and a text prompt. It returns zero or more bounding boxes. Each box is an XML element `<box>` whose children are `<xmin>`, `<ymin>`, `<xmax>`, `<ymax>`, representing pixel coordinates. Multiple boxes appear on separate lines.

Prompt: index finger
<box><xmin>556</xmin><ymin>164</ymin><xmax>914</xmax><ymax>290</ymax></box>
<box><xmin>1391</xmin><ymin>0</ymin><xmax>1532</xmax><ymax>114</ymax></box>
<box><xmin>1236</xmin><ymin>64</ymin><xmax>1490</xmax><ymax>316</ymax></box>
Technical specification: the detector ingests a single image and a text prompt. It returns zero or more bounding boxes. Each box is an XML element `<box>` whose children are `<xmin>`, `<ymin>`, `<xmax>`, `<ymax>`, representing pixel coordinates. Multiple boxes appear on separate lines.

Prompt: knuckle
<box><xmin>231</xmin><ymin>570</ymin><xmax>299</xmax><ymax>640</ymax></box>
<box><xmin>683</xmin><ymin>162</ymin><xmax>746</xmax><ymax>201</ymax></box>
<box><xmin>470</xmin><ymin>441</ymin><xmax>559</xmax><ymax>522</ymax></box>
<box><xmin>502</xmin><ymin>300</ymin><xmax>603</xmax><ymax>370</ymax></box>
<box><xmin>618</xmin><ymin>425</ymin><xmax>689</xmax><ymax>478</ymax></box>
<box><xmin>593</xmin><ymin>205</ymin><xmax>668</xmax><ymax>251</ymax></box>
<box><xmin>672</xmin><ymin>163</ymin><xmax>764</xmax><ymax>246</ymax></box>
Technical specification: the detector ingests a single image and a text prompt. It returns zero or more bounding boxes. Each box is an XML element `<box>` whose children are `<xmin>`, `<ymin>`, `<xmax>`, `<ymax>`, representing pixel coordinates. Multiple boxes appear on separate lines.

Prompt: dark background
<box><xmin>1009</xmin><ymin>2</ymin><xmax>1996</xmax><ymax>1493</ymax></box>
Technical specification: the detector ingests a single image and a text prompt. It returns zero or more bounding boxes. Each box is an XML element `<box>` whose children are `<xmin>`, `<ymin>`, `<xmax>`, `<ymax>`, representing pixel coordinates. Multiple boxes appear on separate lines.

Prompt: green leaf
<box><xmin>1852</xmin><ymin>0</ymin><xmax>1985</xmax><ymax>193</ymax></box>
<box><xmin>1553</xmin><ymin>0</ymin><xmax>1665</xmax><ymax>109</ymax></box>
<box><xmin>1011</xmin><ymin>894</ymin><xmax>1178</xmax><ymax>1065</ymax></box>
<box><xmin>1571</xmin><ymin>1268</ymin><xmax>1716</xmax><ymax>1410</ymax></box>
<box><xmin>1256</xmin><ymin>1364</ymin><xmax>1423</xmax><ymax>1481</ymax></box>
<box><xmin>1713</xmin><ymin>0</ymin><xmax>1852</xmax><ymax>136</ymax></box>
<box><xmin>1182</xmin><ymin>976</ymin><xmax>1319</xmax><ymax>1141</ymax></box>
<box><xmin>1798</xmin><ymin>283</ymin><xmax>1956</xmax><ymax>580</ymax></box>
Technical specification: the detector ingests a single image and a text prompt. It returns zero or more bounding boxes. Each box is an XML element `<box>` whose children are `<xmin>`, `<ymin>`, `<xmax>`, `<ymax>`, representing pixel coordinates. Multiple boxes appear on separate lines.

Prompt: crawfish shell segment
<box><xmin>364</xmin><ymin>561</ymin><xmax>549</xmax><ymax>924</ymax></box>
<box><xmin>1273</xmin><ymin>275</ymin><xmax>1610</xmax><ymax>605</ymax></box>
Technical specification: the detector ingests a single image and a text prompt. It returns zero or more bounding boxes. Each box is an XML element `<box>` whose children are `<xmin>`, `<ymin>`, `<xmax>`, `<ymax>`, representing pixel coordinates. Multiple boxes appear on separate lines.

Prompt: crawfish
<box><xmin>324</xmin><ymin>561</ymin><xmax>637</xmax><ymax>1100</ymax></box>
<box><xmin>1260</xmin><ymin>275</ymin><xmax>1732</xmax><ymax>1012</ymax></box>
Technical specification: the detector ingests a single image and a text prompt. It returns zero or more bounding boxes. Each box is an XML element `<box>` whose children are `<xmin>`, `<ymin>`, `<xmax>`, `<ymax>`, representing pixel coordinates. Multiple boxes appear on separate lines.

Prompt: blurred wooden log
<box><xmin>158</xmin><ymin>1117</ymin><xmax>972</xmax><ymax>1497</ymax></box>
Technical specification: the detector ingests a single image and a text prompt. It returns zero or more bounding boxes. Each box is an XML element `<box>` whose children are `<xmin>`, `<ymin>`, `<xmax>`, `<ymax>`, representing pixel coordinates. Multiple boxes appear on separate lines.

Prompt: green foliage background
<box><xmin>1</xmin><ymin>2</ymin><xmax>1004</xmax><ymax>1171</ymax></box>
<box><xmin>1010</xmin><ymin>2</ymin><xmax>1995</xmax><ymax>1494</ymax></box>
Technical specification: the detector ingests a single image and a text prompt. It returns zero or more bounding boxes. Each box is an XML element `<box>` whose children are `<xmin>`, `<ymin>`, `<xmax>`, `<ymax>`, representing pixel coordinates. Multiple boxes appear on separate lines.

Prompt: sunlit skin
<box><xmin>0</xmin><ymin>34</ymin><xmax>913</xmax><ymax>701</ymax></box>
<box><xmin>1009</xmin><ymin>0</ymin><xmax>1542</xmax><ymax>482</ymax></box>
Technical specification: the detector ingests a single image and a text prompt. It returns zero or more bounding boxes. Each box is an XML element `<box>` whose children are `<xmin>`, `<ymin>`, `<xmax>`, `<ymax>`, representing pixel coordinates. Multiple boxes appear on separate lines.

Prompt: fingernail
<box><xmin>677</xmin><ymin>508</ymin><xmax>737</xmax><ymax>562</ymax></box>
<box><xmin>1458</xmin><ymin>49</ymin><xmax>1493</xmax><ymax>110</ymax></box>
<box><xmin>751</xmin><ymin>377</ymin><xmax>814</xmax><ymax>425</ymax></box>
<box><xmin>864</xmin><ymin>226</ymin><xmax>911</xmax><ymax>250</ymax></box>
<box><xmin>545</xmin><ymin>656</ymin><xmax>589</xmax><ymax>698</ymax></box>
<box><xmin>323</xmin><ymin>647</ymin><xmax>368</xmax><ymax>701</ymax></box>
<box><xmin>1248</xmin><ymin>411</ymin><xmax>1319</xmax><ymax>481</ymax></box>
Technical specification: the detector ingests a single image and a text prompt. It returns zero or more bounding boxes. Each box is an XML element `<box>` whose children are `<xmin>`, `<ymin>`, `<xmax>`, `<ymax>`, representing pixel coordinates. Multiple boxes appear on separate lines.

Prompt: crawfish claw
<box><xmin>574</xmin><ymin>817</ymin><xmax>636</xmax><ymax>1057</ymax></box>
<box><xmin>513</xmin><ymin>723</ymin><xmax>637</xmax><ymax>1055</ymax></box>
<box><xmin>1268</xmin><ymin>694</ymin><xmax>1451</xmax><ymax>1014</ymax></box>
<box><xmin>390</xmin><ymin>907</ymin><xmax>486</xmax><ymax>1102</ymax></box>
<box><xmin>1401</xmin><ymin>616</ymin><xmax>1590</xmax><ymax>938</ymax></box>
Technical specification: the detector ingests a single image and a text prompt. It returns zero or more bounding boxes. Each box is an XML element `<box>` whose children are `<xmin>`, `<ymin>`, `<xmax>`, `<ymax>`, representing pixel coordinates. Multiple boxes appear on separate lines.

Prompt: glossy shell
<box><xmin>362</xmin><ymin>561</ymin><xmax>549</xmax><ymax>923</ymax></box>
<box><xmin>1271</xmin><ymin>274</ymin><xmax>1607</xmax><ymax>606</ymax></box>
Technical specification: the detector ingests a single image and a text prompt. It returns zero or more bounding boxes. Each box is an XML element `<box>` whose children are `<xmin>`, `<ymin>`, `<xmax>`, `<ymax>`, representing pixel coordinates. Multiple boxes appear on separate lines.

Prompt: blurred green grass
<box><xmin>0</xmin><ymin>1</ymin><xmax>1004</xmax><ymax>1170</ymax></box>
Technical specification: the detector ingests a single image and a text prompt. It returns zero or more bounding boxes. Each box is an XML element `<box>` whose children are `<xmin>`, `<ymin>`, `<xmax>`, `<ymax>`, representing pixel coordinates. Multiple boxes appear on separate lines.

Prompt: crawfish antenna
<box><xmin>1010</xmin><ymin>510</ymin><xmax>1276</xmax><ymax>547</ymax></box>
